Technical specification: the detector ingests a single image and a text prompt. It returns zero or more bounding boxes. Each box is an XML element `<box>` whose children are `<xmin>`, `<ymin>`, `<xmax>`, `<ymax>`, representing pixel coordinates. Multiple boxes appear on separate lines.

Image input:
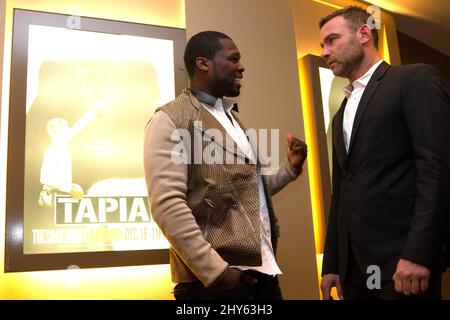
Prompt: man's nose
<box><xmin>238</xmin><ymin>61</ymin><xmax>245</xmax><ymax>73</ymax></box>
<box><xmin>321</xmin><ymin>46</ymin><xmax>330</xmax><ymax>59</ymax></box>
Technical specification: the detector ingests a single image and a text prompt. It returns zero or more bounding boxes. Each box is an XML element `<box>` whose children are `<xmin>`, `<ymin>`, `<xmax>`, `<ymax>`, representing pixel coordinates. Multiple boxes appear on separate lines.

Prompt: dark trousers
<box><xmin>173</xmin><ymin>270</ymin><xmax>283</xmax><ymax>300</ymax></box>
<box><xmin>343</xmin><ymin>247</ymin><xmax>442</xmax><ymax>300</ymax></box>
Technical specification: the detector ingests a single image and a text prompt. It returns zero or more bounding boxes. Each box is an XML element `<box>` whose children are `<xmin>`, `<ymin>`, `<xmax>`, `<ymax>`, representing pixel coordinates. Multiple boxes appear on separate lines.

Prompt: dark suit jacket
<box><xmin>322</xmin><ymin>62</ymin><xmax>450</xmax><ymax>283</ymax></box>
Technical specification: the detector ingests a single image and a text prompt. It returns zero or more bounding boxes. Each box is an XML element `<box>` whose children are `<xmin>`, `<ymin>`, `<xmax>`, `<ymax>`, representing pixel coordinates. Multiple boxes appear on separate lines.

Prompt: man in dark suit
<box><xmin>319</xmin><ymin>6</ymin><xmax>449</xmax><ymax>300</ymax></box>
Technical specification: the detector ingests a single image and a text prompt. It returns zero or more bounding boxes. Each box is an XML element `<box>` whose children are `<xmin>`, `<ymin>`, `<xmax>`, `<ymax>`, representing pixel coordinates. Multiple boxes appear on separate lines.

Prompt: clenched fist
<box><xmin>286</xmin><ymin>133</ymin><xmax>307</xmax><ymax>172</ymax></box>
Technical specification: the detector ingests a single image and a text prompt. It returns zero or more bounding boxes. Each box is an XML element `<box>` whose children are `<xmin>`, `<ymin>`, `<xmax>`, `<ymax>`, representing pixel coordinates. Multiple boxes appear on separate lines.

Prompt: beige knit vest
<box><xmin>156</xmin><ymin>89</ymin><xmax>279</xmax><ymax>283</ymax></box>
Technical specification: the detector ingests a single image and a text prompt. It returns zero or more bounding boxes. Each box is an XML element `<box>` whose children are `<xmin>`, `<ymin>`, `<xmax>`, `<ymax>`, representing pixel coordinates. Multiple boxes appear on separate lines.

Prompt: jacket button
<box><xmin>345</xmin><ymin>174</ymin><xmax>353</xmax><ymax>180</ymax></box>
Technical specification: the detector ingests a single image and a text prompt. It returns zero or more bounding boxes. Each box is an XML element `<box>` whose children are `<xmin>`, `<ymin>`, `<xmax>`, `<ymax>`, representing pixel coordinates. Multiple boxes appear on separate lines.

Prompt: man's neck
<box><xmin>349</xmin><ymin>54</ymin><xmax>381</xmax><ymax>83</ymax></box>
<box><xmin>192</xmin><ymin>90</ymin><xmax>220</xmax><ymax>107</ymax></box>
<box><xmin>190</xmin><ymin>82</ymin><xmax>222</xmax><ymax>99</ymax></box>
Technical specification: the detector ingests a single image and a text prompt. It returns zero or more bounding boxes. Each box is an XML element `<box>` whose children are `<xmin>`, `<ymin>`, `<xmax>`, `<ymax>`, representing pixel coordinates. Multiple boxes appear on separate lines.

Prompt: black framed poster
<box><xmin>5</xmin><ymin>9</ymin><xmax>187</xmax><ymax>272</ymax></box>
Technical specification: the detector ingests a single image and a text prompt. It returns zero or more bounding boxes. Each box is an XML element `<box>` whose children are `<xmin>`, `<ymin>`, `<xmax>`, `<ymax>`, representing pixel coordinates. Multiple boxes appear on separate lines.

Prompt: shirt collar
<box><xmin>343</xmin><ymin>59</ymin><xmax>383</xmax><ymax>98</ymax></box>
<box><xmin>192</xmin><ymin>90</ymin><xmax>239</xmax><ymax>112</ymax></box>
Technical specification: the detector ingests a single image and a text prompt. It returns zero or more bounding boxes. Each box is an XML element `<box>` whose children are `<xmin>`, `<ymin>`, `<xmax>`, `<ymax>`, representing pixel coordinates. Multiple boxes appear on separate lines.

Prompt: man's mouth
<box><xmin>233</xmin><ymin>75</ymin><xmax>243</xmax><ymax>86</ymax></box>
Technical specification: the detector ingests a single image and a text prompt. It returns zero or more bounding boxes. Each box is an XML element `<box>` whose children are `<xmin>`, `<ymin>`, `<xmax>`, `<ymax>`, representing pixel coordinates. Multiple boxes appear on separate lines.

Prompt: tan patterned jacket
<box><xmin>144</xmin><ymin>89</ymin><xmax>300</xmax><ymax>287</ymax></box>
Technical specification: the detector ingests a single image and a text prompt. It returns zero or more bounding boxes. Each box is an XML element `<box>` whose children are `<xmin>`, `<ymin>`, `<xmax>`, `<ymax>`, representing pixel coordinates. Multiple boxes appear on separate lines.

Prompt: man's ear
<box><xmin>358</xmin><ymin>24</ymin><xmax>373</xmax><ymax>46</ymax></box>
<box><xmin>195</xmin><ymin>57</ymin><xmax>210</xmax><ymax>72</ymax></box>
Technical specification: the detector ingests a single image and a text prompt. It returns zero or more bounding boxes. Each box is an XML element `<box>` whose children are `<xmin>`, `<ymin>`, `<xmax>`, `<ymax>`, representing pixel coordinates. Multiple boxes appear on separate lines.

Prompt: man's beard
<box><xmin>213</xmin><ymin>70</ymin><xmax>241</xmax><ymax>97</ymax></box>
<box><xmin>332</xmin><ymin>41</ymin><xmax>364</xmax><ymax>79</ymax></box>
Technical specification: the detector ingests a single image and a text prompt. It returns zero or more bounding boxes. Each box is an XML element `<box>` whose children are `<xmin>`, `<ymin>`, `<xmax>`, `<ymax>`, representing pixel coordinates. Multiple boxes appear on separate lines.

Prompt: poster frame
<box><xmin>4</xmin><ymin>9</ymin><xmax>187</xmax><ymax>272</ymax></box>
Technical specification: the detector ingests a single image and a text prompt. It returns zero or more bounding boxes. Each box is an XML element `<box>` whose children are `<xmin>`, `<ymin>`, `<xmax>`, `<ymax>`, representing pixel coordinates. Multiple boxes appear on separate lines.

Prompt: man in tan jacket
<box><xmin>144</xmin><ymin>31</ymin><xmax>307</xmax><ymax>300</ymax></box>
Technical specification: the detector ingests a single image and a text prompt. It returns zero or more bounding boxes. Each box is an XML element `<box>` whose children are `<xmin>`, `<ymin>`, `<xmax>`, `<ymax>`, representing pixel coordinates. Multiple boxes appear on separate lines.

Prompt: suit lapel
<box><xmin>347</xmin><ymin>61</ymin><xmax>390</xmax><ymax>156</ymax></box>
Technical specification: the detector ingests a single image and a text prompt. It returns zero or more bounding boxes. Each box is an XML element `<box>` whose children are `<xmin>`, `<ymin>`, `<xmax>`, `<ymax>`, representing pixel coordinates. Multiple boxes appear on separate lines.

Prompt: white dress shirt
<box><xmin>201</xmin><ymin>98</ymin><xmax>282</xmax><ymax>276</ymax></box>
<box><xmin>342</xmin><ymin>59</ymin><xmax>383</xmax><ymax>152</ymax></box>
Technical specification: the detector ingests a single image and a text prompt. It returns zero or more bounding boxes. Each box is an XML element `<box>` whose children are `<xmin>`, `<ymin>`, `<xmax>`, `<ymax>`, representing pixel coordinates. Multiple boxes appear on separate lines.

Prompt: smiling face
<box><xmin>206</xmin><ymin>38</ymin><xmax>245</xmax><ymax>97</ymax></box>
<box><xmin>320</xmin><ymin>16</ymin><xmax>364</xmax><ymax>79</ymax></box>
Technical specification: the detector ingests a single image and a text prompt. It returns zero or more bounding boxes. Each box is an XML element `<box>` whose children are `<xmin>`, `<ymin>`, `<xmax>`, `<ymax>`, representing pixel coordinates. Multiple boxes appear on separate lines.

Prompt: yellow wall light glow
<box><xmin>362</xmin><ymin>0</ymin><xmax>422</xmax><ymax>19</ymax></box>
<box><xmin>298</xmin><ymin>58</ymin><xmax>327</xmax><ymax>297</ymax></box>
<box><xmin>298</xmin><ymin>59</ymin><xmax>326</xmax><ymax>256</ymax></box>
<box><xmin>312</xmin><ymin>0</ymin><xmax>342</xmax><ymax>10</ymax></box>
<box><xmin>381</xmin><ymin>25</ymin><xmax>391</xmax><ymax>64</ymax></box>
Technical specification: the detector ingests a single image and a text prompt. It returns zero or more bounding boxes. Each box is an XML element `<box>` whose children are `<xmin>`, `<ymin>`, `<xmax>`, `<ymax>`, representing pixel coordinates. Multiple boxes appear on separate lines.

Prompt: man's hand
<box><xmin>393</xmin><ymin>258</ymin><xmax>430</xmax><ymax>296</ymax></box>
<box><xmin>286</xmin><ymin>133</ymin><xmax>307</xmax><ymax>172</ymax></box>
<box><xmin>321</xmin><ymin>273</ymin><xmax>344</xmax><ymax>300</ymax></box>
<box><xmin>210</xmin><ymin>267</ymin><xmax>257</xmax><ymax>293</ymax></box>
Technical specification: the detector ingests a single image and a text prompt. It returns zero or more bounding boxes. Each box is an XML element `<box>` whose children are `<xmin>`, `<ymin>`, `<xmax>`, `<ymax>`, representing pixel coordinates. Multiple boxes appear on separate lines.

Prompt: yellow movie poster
<box><xmin>23</xmin><ymin>25</ymin><xmax>172</xmax><ymax>254</ymax></box>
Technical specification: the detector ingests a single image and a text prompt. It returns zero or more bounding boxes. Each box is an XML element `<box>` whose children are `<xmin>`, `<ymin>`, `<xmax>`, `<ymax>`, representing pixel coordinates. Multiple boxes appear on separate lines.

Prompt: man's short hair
<box><xmin>319</xmin><ymin>6</ymin><xmax>378</xmax><ymax>48</ymax></box>
<box><xmin>184</xmin><ymin>31</ymin><xmax>231</xmax><ymax>78</ymax></box>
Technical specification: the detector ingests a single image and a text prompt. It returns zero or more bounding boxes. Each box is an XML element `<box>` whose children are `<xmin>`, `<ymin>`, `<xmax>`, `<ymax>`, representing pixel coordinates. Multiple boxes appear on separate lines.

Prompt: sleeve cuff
<box><xmin>284</xmin><ymin>158</ymin><xmax>302</xmax><ymax>179</ymax></box>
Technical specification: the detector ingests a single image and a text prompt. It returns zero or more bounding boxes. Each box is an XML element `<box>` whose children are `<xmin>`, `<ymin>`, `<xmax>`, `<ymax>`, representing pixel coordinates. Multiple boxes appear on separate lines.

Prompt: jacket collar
<box><xmin>189</xmin><ymin>89</ymin><xmax>239</xmax><ymax>112</ymax></box>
